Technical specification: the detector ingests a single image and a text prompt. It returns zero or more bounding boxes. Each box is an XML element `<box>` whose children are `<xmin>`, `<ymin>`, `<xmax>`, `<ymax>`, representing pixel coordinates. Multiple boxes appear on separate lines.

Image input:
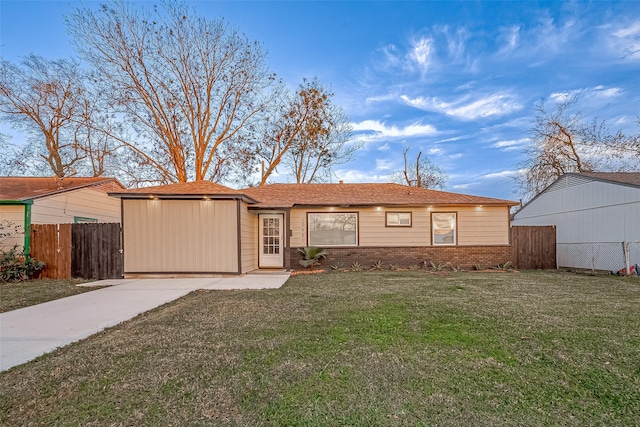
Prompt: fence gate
<box><xmin>71</xmin><ymin>223</ymin><xmax>123</xmax><ymax>280</ymax></box>
<box><xmin>30</xmin><ymin>224</ymin><xmax>72</xmax><ymax>279</ymax></box>
<box><xmin>511</xmin><ymin>226</ymin><xmax>556</xmax><ymax>270</ymax></box>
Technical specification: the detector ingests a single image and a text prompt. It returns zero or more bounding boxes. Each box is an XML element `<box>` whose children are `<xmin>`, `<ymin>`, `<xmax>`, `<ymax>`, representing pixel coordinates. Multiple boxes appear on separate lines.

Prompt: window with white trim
<box><xmin>432</xmin><ymin>212</ymin><xmax>456</xmax><ymax>245</ymax></box>
<box><xmin>386</xmin><ymin>212</ymin><xmax>412</xmax><ymax>227</ymax></box>
<box><xmin>308</xmin><ymin>212</ymin><xmax>358</xmax><ymax>246</ymax></box>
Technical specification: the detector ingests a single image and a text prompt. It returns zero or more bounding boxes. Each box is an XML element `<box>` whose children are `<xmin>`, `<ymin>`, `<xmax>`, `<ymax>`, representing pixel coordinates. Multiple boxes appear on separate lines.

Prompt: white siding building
<box><xmin>512</xmin><ymin>173</ymin><xmax>640</xmax><ymax>272</ymax></box>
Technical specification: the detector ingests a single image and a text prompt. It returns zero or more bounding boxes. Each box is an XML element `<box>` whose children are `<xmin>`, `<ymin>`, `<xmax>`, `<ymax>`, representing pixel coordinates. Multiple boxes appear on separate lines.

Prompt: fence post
<box><xmin>623</xmin><ymin>241</ymin><xmax>630</xmax><ymax>276</ymax></box>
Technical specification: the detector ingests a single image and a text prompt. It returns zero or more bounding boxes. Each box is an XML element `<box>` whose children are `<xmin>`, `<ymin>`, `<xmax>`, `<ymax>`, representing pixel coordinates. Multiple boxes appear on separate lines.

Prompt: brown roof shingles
<box><xmin>242</xmin><ymin>183</ymin><xmax>518</xmax><ymax>208</ymax></box>
<box><xmin>109</xmin><ymin>180</ymin><xmax>258</xmax><ymax>204</ymax></box>
<box><xmin>0</xmin><ymin>177</ymin><xmax>123</xmax><ymax>200</ymax></box>
<box><xmin>108</xmin><ymin>180</ymin><xmax>517</xmax><ymax>206</ymax></box>
<box><xmin>110</xmin><ymin>180</ymin><xmax>245</xmax><ymax>196</ymax></box>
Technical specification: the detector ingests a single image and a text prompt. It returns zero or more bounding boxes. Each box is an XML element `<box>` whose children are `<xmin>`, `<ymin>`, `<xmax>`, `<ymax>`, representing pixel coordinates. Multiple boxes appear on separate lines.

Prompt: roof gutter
<box><xmin>108</xmin><ymin>193</ymin><xmax>258</xmax><ymax>204</ymax></box>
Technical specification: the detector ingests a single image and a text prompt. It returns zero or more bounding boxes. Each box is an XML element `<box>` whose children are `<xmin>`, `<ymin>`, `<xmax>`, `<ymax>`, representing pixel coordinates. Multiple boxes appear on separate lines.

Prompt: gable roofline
<box><xmin>0</xmin><ymin>177</ymin><xmax>125</xmax><ymax>201</ymax></box>
<box><xmin>513</xmin><ymin>172</ymin><xmax>640</xmax><ymax>218</ymax></box>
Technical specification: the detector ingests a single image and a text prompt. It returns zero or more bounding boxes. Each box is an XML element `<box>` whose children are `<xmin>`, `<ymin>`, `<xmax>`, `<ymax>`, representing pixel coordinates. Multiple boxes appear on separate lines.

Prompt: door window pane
<box><xmin>262</xmin><ymin>217</ymin><xmax>281</xmax><ymax>255</ymax></box>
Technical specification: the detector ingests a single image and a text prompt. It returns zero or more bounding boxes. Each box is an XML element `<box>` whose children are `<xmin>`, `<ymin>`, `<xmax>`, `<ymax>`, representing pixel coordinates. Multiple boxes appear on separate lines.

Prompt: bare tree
<box><xmin>517</xmin><ymin>97</ymin><xmax>640</xmax><ymax>201</ymax></box>
<box><xmin>257</xmin><ymin>78</ymin><xmax>353</xmax><ymax>184</ymax></box>
<box><xmin>266</xmin><ymin>79</ymin><xmax>356</xmax><ymax>183</ymax></box>
<box><xmin>0</xmin><ymin>55</ymin><xmax>110</xmax><ymax>177</ymax></box>
<box><xmin>67</xmin><ymin>1</ymin><xmax>278</xmax><ymax>184</ymax></box>
<box><xmin>390</xmin><ymin>146</ymin><xmax>448</xmax><ymax>190</ymax></box>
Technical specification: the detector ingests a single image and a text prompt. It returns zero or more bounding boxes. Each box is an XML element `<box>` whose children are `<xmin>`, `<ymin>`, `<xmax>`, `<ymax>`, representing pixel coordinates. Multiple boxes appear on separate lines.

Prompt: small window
<box><xmin>74</xmin><ymin>216</ymin><xmax>98</xmax><ymax>224</ymax></box>
<box><xmin>432</xmin><ymin>212</ymin><xmax>456</xmax><ymax>245</ymax></box>
<box><xmin>386</xmin><ymin>212</ymin><xmax>412</xmax><ymax>227</ymax></box>
<box><xmin>308</xmin><ymin>212</ymin><xmax>358</xmax><ymax>246</ymax></box>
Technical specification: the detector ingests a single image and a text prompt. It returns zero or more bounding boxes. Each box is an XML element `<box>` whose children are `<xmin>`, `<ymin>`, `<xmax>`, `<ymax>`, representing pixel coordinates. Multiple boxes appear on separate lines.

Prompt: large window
<box><xmin>432</xmin><ymin>212</ymin><xmax>456</xmax><ymax>245</ymax></box>
<box><xmin>386</xmin><ymin>212</ymin><xmax>412</xmax><ymax>227</ymax></box>
<box><xmin>308</xmin><ymin>212</ymin><xmax>358</xmax><ymax>246</ymax></box>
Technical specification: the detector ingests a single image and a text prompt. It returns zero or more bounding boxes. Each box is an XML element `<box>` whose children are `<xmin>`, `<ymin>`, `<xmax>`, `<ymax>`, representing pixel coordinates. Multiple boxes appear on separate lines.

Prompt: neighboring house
<box><xmin>512</xmin><ymin>172</ymin><xmax>640</xmax><ymax>272</ymax></box>
<box><xmin>109</xmin><ymin>181</ymin><xmax>517</xmax><ymax>276</ymax></box>
<box><xmin>0</xmin><ymin>177</ymin><xmax>124</xmax><ymax>253</ymax></box>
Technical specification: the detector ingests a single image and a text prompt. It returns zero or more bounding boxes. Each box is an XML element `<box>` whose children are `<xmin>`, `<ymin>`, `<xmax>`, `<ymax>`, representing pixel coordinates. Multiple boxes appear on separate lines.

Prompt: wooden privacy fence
<box><xmin>511</xmin><ymin>225</ymin><xmax>556</xmax><ymax>270</ymax></box>
<box><xmin>30</xmin><ymin>223</ymin><xmax>123</xmax><ymax>280</ymax></box>
<box><xmin>30</xmin><ymin>224</ymin><xmax>72</xmax><ymax>279</ymax></box>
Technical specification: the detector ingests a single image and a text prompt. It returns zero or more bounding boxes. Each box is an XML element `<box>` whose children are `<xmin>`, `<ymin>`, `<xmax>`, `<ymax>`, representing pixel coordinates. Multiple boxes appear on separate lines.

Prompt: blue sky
<box><xmin>2</xmin><ymin>1</ymin><xmax>639</xmax><ymax>200</ymax></box>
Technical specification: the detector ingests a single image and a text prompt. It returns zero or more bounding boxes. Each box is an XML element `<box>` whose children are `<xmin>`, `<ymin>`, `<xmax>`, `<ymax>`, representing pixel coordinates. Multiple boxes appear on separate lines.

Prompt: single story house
<box><xmin>109</xmin><ymin>181</ymin><xmax>518</xmax><ymax>276</ymax></box>
<box><xmin>0</xmin><ymin>176</ymin><xmax>124</xmax><ymax>253</ymax></box>
<box><xmin>512</xmin><ymin>172</ymin><xmax>640</xmax><ymax>272</ymax></box>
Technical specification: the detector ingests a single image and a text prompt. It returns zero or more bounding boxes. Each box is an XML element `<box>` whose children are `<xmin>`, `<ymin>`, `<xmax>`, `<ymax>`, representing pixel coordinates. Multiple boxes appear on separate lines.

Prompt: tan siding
<box><xmin>123</xmin><ymin>199</ymin><xmax>238</xmax><ymax>273</ymax></box>
<box><xmin>290</xmin><ymin>207</ymin><xmax>430</xmax><ymax>247</ymax></box>
<box><xmin>457</xmin><ymin>207</ymin><xmax>510</xmax><ymax>245</ymax></box>
<box><xmin>290</xmin><ymin>205</ymin><xmax>510</xmax><ymax>247</ymax></box>
<box><xmin>0</xmin><ymin>205</ymin><xmax>26</xmax><ymax>250</ymax></box>
<box><xmin>240</xmin><ymin>204</ymin><xmax>258</xmax><ymax>273</ymax></box>
<box><xmin>31</xmin><ymin>188</ymin><xmax>121</xmax><ymax>224</ymax></box>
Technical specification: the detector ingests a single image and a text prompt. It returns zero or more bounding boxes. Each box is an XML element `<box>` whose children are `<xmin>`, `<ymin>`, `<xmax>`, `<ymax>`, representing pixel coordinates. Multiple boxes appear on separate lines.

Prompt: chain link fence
<box><xmin>558</xmin><ymin>241</ymin><xmax>640</xmax><ymax>274</ymax></box>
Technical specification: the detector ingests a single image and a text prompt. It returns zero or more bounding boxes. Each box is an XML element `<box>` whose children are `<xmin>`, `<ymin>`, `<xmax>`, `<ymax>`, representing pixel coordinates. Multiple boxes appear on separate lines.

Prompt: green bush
<box><xmin>298</xmin><ymin>246</ymin><xmax>327</xmax><ymax>270</ymax></box>
<box><xmin>0</xmin><ymin>245</ymin><xmax>46</xmax><ymax>282</ymax></box>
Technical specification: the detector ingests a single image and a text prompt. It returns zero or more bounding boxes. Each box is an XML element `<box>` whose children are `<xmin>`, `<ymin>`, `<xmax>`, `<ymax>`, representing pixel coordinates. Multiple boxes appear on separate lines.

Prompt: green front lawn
<box><xmin>1</xmin><ymin>271</ymin><xmax>638</xmax><ymax>426</ymax></box>
<box><xmin>0</xmin><ymin>278</ymin><xmax>95</xmax><ymax>313</ymax></box>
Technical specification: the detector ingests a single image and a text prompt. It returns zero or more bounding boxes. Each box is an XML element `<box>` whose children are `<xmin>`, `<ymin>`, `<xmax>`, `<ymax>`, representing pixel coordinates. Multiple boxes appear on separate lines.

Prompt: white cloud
<box><xmin>549</xmin><ymin>91</ymin><xmax>573</xmax><ymax>103</ymax></box>
<box><xmin>492</xmin><ymin>138</ymin><xmax>530</xmax><ymax>151</ymax></box>
<box><xmin>433</xmin><ymin>136</ymin><xmax>466</xmax><ymax>144</ymax></box>
<box><xmin>408</xmin><ymin>37</ymin><xmax>435</xmax><ymax>74</ymax></box>
<box><xmin>375</xmin><ymin>158</ymin><xmax>395</xmax><ymax>170</ymax></box>
<box><xmin>441</xmin><ymin>25</ymin><xmax>468</xmax><ymax>60</ymax></box>
<box><xmin>334</xmin><ymin>169</ymin><xmax>388</xmax><ymax>183</ymax></box>
<box><xmin>352</xmin><ymin>120</ymin><xmax>438</xmax><ymax>143</ymax></box>
<box><xmin>479</xmin><ymin>169</ymin><xmax>522</xmax><ymax>180</ymax></box>
<box><xmin>452</xmin><ymin>183</ymin><xmax>471</xmax><ymax>190</ymax></box>
<box><xmin>611</xmin><ymin>21</ymin><xmax>640</xmax><ymax>60</ymax></box>
<box><xmin>378</xmin><ymin>142</ymin><xmax>391</xmax><ymax>151</ymax></box>
<box><xmin>428</xmin><ymin>148</ymin><xmax>441</xmax><ymax>155</ymax></box>
<box><xmin>401</xmin><ymin>92</ymin><xmax>522</xmax><ymax>120</ymax></box>
<box><xmin>596</xmin><ymin>87</ymin><xmax>622</xmax><ymax>98</ymax></box>
<box><xmin>365</xmin><ymin>93</ymin><xmax>398</xmax><ymax>104</ymax></box>
<box><xmin>549</xmin><ymin>85</ymin><xmax>623</xmax><ymax>104</ymax></box>
<box><xmin>497</xmin><ymin>25</ymin><xmax>520</xmax><ymax>55</ymax></box>
<box><xmin>451</xmin><ymin>169</ymin><xmax>524</xmax><ymax>192</ymax></box>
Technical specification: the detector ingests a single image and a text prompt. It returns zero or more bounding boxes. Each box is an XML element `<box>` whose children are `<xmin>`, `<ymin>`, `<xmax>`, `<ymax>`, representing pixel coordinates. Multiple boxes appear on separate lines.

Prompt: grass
<box><xmin>1</xmin><ymin>270</ymin><xmax>639</xmax><ymax>426</ymax></box>
<box><xmin>0</xmin><ymin>278</ymin><xmax>94</xmax><ymax>313</ymax></box>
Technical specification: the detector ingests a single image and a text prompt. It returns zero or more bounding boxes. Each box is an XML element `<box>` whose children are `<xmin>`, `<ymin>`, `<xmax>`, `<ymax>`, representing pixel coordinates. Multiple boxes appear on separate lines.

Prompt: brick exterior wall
<box><xmin>289</xmin><ymin>245</ymin><xmax>512</xmax><ymax>270</ymax></box>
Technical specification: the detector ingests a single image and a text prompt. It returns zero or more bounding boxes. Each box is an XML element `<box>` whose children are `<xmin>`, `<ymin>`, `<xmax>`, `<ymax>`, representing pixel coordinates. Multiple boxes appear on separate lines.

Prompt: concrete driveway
<box><xmin>0</xmin><ymin>274</ymin><xmax>289</xmax><ymax>372</ymax></box>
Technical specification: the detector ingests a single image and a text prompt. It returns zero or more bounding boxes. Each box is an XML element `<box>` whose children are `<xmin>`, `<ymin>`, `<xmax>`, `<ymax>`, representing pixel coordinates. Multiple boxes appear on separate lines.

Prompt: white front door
<box><xmin>259</xmin><ymin>214</ymin><xmax>284</xmax><ymax>268</ymax></box>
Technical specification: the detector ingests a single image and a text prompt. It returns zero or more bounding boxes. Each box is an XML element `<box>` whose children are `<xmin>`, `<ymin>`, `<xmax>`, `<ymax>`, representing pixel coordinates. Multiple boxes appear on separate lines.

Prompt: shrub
<box><xmin>298</xmin><ymin>247</ymin><xmax>327</xmax><ymax>270</ymax></box>
<box><xmin>350</xmin><ymin>262</ymin><xmax>363</xmax><ymax>272</ymax></box>
<box><xmin>330</xmin><ymin>262</ymin><xmax>344</xmax><ymax>271</ymax></box>
<box><xmin>370</xmin><ymin>260</ymin><xmax>384</xmax><ymax>271</ymax></box>
<box><xmin>0</xmin><ymin>245</ymin><xmax>46</xmax><ymax>282</ymax></box>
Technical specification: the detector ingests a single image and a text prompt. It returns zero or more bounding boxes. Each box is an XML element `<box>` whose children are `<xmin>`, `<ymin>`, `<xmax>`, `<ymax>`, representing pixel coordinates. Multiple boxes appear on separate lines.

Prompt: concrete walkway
<box><xmin>0</xmin><ymin>274</ymin><xmax>289</xmax><ymax>371</ymax></box>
